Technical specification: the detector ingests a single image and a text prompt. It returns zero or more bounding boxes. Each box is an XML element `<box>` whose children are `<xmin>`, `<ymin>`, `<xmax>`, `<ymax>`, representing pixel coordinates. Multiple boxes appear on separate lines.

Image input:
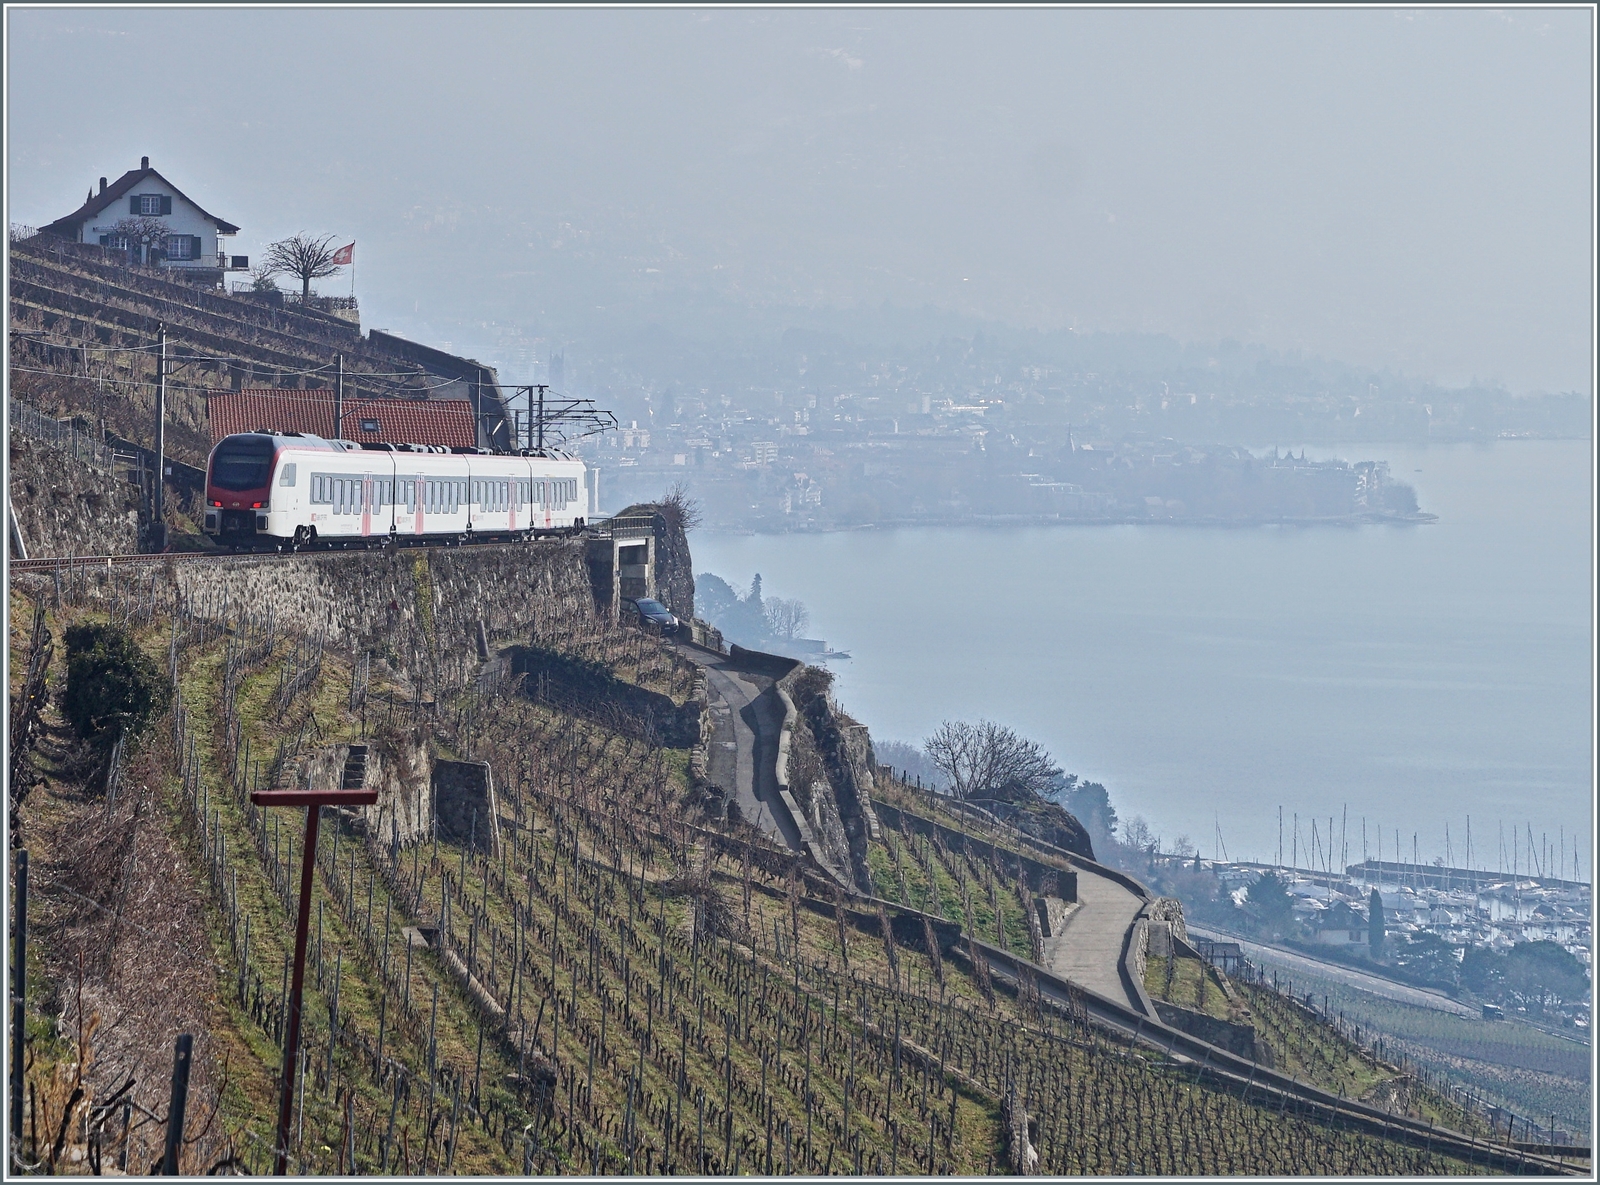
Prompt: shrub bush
<box><xmin>62</xmin><ymin>622</ymin><xmax>170</xmax><ymax>741</ymax></box>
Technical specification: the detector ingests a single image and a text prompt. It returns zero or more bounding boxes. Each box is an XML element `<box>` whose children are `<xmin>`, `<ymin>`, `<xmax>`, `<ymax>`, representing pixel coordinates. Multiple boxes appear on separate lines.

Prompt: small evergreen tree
<box><xmin>62</xmin><ymin>622</ymin><xmax>170</xmax><ymax>742</ymax></box>
<box><xmin>1368</xmin><ymin>887</ymin><xmax>1386</xmax><ymax>959</ymax></box>
<box><xmin>1249</xmin><ymin>871</ymin><xmax>1296</xmax><ymax>936</ymax></box>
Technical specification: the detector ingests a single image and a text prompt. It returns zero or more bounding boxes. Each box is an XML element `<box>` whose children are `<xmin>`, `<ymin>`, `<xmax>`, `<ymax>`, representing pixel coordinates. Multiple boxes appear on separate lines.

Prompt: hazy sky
<box><xmin>7</xmin><ymin>7</ymin><xmax>1593</xmax><ymax>393</ymax></box>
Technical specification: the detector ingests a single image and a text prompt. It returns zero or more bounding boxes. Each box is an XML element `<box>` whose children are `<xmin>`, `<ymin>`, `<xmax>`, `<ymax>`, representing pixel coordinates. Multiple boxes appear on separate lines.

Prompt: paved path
<box><xmin>677</xmin><ymin>643</ymin><xmax>804</xmax><ymax>852</ymax></box>
<box><xmin>1044</xmin><ymin>864</ymin><xmax>1147</xmax><ymax>1013</ymax></box>
<box><xmin>1187</xmin><ymin>925</ymin><xmax>1479</xmax><ymax>1016</ymax></box>
<box><xmin>680</xmin><ymin>640</ymin><xmax>1147</xmax><ymax>1002</ymax></box>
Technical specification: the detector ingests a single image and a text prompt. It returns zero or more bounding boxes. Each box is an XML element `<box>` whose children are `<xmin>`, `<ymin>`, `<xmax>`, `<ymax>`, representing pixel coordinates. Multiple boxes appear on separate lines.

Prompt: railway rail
<box><xmin>8</xmin><ymin>515</ymin><xmax>654</xmax><ymax>575</ymax></box>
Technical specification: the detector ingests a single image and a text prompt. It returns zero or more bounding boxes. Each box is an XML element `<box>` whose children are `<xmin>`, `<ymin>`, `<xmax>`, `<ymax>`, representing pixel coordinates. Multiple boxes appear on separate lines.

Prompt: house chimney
<box><xmin>99</xmin><ymin>177</ymin><xmax>107</xmax><ymax>193</ymax></box>
<box><xmin>141</xmin><ymin>156</ymin><xmax>149</xmax><ymax>170</ymax></box>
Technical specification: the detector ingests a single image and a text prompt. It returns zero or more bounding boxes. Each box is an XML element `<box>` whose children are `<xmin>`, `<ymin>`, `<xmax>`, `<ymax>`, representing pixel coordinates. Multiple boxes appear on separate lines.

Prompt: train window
<box><xmin>278</xmin><ymin>463</ymin><xmax>297</xmax><ymax>487</ymax></box>
<box><xmin>212</xmin><ymin>435</ymin><xmax>275</xmax><ymax>491</ymax></box>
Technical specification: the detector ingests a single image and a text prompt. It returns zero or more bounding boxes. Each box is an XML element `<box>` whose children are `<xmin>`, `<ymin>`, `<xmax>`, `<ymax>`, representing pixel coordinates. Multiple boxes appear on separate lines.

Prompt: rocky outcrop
<box><xmin>1147</xmin><ymin>896</ymin><xmax>1188</xmax><ymax>942</ymax></box>
<box><xmin>781</xmin><ymin>665</ymin><xmax>879</xmax><ymax>894</ymax></box>
<box><xmin>973</xmin><ymin>782</ymin><xmax>1096</xmax><ymax>862</ymax></box>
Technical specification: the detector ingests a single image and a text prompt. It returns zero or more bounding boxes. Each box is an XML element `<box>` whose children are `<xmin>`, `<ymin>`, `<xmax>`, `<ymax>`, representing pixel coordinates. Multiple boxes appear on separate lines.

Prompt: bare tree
<box><xmin>923</xmin><ymin>719</ymin><xmax>1061</xmax><ymax>802</ymax></box>
<box><xmin>1121</xmin><ymin>815</ymin><xmax>1157</xmax><ymax>853</ymax></box>
<box><xmin>763</xmin><ymin>596</ymin><xmax>810</xmax><ymax>641</ymax></box>
<box><xmin>658</xmin><ymin>480</ymin><xmax>702</xmax><ymax>533</ymax></box>
<box><xmin>104</xmin><ymin>216</ymin><xmax>169</xmax><ymax>265</ymax></box>
<box><xmin>247</xmin><ymin>261</ymin><xmax>280</xmax><ymax>292</ymax></box>
<box><xmin>262</xmin><ymin>232</ymin><xmax>344</xmax><ymax>299</ymax></box>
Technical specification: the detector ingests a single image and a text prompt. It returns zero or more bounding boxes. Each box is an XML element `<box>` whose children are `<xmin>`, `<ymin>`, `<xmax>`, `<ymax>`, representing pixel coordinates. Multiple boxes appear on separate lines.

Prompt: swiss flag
<box><xmin>330</xmin><ymin>242</ymin><xmax>354</xmax><ymax>266</ymax></box>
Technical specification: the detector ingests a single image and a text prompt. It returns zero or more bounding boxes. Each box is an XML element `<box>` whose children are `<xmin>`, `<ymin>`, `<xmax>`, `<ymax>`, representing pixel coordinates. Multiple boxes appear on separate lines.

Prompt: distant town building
<box><xmin>39</xmin><ymin>155</ymin><xmax>245</xmax><ymax>283</ymax></box>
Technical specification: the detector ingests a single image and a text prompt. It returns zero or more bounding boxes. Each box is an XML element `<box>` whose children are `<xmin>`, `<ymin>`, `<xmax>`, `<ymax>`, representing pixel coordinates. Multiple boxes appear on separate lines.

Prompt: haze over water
<box><xmin>693</xmin><ymin>440</ymin><xmax>1593</xmax><ymax>872</ymax></box>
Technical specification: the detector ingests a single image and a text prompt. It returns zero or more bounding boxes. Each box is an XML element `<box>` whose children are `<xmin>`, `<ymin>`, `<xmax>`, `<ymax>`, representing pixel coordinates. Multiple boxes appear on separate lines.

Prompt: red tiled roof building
<box><xmin>207</xmin><ymin>390</ymin><xmax>478</xmax><ymax>449</ymax></box>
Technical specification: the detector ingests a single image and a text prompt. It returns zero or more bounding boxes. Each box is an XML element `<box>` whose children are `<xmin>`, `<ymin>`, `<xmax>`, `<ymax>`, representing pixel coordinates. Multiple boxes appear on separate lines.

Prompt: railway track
<box><xmin>9</xmin><ymin>550</ymin><xmax>236</xmax><ymax>573</ymax></box>
<box><xmin>7</xmin><ymin>522</ymin><xmax>648</xmax><ymax>575</ymax></box>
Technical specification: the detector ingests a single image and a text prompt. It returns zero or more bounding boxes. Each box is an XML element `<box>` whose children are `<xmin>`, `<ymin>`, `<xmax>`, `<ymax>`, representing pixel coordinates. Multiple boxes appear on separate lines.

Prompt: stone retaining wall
<box><xmin>8</xmin><ymin>430</ymin><xmax>141</xmax><ymax>557</ymax></box>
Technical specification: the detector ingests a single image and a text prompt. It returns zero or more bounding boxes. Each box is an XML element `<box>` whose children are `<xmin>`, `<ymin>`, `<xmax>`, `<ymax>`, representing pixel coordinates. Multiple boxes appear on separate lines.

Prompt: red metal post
<box><xmin>252</xmin><ymin>788</ymin><xmax>377</xmax><ymax>1175</ymax></box>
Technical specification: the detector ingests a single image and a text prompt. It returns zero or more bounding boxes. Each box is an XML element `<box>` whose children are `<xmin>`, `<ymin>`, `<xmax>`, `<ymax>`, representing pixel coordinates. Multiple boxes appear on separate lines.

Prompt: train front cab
<box><xmin>204</xmin><ymin>433</ymin><xmax>284</xmax><ymax>544</ymax></box>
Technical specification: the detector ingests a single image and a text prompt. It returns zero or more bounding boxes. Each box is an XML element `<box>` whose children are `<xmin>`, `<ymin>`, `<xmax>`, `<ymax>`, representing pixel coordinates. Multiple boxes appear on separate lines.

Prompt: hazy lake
<box><xmin>692</xmin><ymin>440</ymin><xmax>1593</xmax><ymax>870</ymax></box>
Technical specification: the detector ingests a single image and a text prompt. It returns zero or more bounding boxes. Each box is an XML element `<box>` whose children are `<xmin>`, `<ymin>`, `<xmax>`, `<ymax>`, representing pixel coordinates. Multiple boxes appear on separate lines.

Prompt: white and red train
<box><xmin>202</xmin><ymin>431</ymin><xmax>587</xmax><ymax>549</ymax></box>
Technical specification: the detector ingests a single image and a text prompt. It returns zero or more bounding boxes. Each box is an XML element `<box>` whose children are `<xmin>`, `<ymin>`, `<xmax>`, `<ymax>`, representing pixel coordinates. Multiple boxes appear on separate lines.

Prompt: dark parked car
<box><xmin>626</xmin><ymin>597</ymin><xmax>679</xmax><ymax>634</ymax></box>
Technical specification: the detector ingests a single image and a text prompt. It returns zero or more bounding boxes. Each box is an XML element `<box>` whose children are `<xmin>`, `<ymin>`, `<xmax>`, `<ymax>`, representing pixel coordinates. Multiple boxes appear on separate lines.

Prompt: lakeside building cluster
<box><xmin>1198</xmin><ymin>857</ymin><xmax>1592</xmax><ymax>1027</ymax></box>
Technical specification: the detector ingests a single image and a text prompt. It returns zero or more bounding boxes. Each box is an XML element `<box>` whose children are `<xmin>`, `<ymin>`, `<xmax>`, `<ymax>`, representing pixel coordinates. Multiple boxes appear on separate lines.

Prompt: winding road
<box><xmin>677</xmin><ymin>641</ymin><xmax>805</xmax><ymax>852</ymax></box>
<box><xmin>1044</xmin><ymin>865</ymin><xmax>1149</xmax><ymax>1013</ymax></box>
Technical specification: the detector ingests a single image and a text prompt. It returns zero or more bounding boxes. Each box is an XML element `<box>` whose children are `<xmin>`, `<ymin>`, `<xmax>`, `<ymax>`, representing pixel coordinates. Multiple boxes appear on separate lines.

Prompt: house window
<box><xmin>138</xmin><ymin>194</ymin><xmax>168</xmax><ymax>215</ymax></box>
<box><xmin>359</xmin><ymin>419</ymin><xmax>380</xmax><ymax>433</ymax></box>
<box><xmin>167</xmin><ymin>235</ymin><xmax>193</xmax><ymax>260</ymax></box>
